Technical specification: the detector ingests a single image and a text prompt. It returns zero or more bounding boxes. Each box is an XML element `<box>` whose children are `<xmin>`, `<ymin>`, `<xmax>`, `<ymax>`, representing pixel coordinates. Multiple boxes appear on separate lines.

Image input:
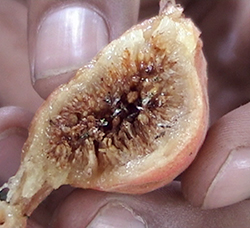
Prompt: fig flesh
<box><xmin>0</xmin><ymin>2</ymin><xmax>208</xmax><ymax>227</ymax></box>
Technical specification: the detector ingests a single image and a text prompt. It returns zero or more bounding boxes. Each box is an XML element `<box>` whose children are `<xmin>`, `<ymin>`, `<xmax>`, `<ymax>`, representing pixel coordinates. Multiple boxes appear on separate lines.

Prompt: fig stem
<box><xmin>0</xmin><ymin>182</ymin><xmax>53</xmax><ymax>227</ymax></box>
<box><xmin>0</xmin><ymin>167</ymin><xmax>54</xmax><ymax>228</ymax></box>
<box><xmin>0</xmin><ymin>200</ymin><xmax>27</xmax><ymax>228</ymax></box>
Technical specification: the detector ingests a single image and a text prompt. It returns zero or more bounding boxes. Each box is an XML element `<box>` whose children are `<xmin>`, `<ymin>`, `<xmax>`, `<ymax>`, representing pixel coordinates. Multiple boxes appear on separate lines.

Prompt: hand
<box><xmin>0</xmin><ymin>0</ymin><xmax>250</xmax><ymax>227</ymax></box>
<box><xmin>181</xmin><ymin>0</ymin><xmax>250</xmax><ymax>209</ymax></box>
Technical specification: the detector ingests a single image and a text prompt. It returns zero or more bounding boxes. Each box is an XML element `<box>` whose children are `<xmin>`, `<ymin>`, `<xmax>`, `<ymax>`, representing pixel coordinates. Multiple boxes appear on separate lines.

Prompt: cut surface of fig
<box><xmin>0</xmin><ymin>2</ymin><xmax>208</xmax><ymax>228</ymax></box>
<box><xmin>47</xmin><ymin>47</ymin><xmax>188</xmax><ymax>170</ymax></box>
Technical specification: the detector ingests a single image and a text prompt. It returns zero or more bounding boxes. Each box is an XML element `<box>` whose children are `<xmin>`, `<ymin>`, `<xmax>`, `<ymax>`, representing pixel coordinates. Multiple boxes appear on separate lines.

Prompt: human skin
<box><xmin>0</xmin><ymin>0</ymin><xmax>250</xmax><ymax>227</ymax></box>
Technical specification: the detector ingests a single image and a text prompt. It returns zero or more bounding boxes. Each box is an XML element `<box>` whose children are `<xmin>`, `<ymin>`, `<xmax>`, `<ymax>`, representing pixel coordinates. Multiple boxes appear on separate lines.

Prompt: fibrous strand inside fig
<box><xmin>46</xmin><ymin>39</ymin><xmax>188</xmax><ymax>172</ymax></box>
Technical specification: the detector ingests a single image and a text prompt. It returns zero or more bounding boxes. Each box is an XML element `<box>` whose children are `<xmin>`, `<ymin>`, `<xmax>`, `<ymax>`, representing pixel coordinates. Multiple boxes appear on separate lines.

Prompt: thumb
<box><xmin>182</xmin><ymin>102</ymin><xmax>250</xmax><ymax>209</ymax></box>
<box><xmin>27</xmin><ymin>0</ymin><xmax>140</xmax><ymax>99</ymax></box>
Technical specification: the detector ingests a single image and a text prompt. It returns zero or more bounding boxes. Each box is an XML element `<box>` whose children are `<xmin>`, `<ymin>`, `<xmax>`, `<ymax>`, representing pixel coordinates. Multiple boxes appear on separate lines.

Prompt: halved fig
<box><xmin>0</xmin><ymin>1</ymin><xmax>208</xmax><ymax>227</ymax></box>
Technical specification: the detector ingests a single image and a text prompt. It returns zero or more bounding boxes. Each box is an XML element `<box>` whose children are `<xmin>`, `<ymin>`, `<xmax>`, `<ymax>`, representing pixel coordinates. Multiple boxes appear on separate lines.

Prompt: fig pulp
<box><xmin>0</xmin><ymin>2</ymin><xmax>208</xmax><ymax>227</ymax></box>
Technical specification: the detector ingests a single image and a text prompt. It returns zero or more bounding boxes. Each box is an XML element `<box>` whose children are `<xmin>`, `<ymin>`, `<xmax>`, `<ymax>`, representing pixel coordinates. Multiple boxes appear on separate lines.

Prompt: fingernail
<box><xmin>0</xmin><ymin>128</ymin><xmax>27</xmax><ymax>184</ymax></box>
<box><xmin>203</xmin><ymin>147</ymin><xmax>250</xmax><ymax>209</ymax></box>
<box><xmin>87</xmin><ymin>202</ymin><xmax>146</xmax><ymax>228</ymax></box>
<box><xmin>33</xmin><ymin>6</ymin><xmax>109</xmax><ymax>82</ymax></box>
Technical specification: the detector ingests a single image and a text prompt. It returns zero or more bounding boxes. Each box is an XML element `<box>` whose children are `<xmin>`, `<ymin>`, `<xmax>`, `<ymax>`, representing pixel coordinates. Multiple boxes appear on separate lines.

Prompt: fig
<box><xmin>0</xmin><ymin>1</ymin><xmax>208</xmax><ymax>227</ymax></box>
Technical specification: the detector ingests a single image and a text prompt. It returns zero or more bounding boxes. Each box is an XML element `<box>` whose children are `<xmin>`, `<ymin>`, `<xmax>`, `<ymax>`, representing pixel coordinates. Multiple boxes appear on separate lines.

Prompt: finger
<box><xmin>233</xmin><ymin>0</ymin><xmax>250</xmax><ymax>61</ymax></box>
<box><xmin>0</xmin><ymin>106</ymin><xmax>33</xmax><ymax>185</ymax></box>
<box><xmin>29</xmin><ymin>186</ymin><xmax>74</xmax><ymax>227</ymax></box>
<box><xmin>182</xmin><ymin>102</ymin><xmax>250</xmax><ymax>209</ymax></box>
<box><xmin>196</xmin><ymin>0</ymin><xmax>250</xmax><ymax>123</ymax></box>
<box><xmin>0</xmin><ymin>0</ymin><xmax>43</xmax><ymax>112</ymax></box>
<box><xmin>48</xmin><ymin>182</ymin><xmax>250</xmax><ymax>227</ymax></box>
<box><xmin>27</xmin><ymin>0</ymin><xmax>140</xmax><ymax>99</ymax></box>
<box><xmin>213</xmin><ymin>0</ymin><xmax>250</xmax><ymax>69</ymax></box>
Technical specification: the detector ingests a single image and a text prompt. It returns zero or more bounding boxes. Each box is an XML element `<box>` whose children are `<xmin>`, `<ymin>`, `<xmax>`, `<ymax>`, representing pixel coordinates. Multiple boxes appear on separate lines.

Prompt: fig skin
<box><xmin>0</xmin><ymin>2</ymin><xmax>208</xmax><ymax>227</ymax></box>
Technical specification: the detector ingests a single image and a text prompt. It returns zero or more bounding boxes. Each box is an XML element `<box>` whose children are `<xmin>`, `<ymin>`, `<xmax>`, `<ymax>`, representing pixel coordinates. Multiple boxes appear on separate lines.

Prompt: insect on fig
<box><xmin>0</xmin><ymin>1</ymin><xmax>208</xmax><ymax>227</ymax></box>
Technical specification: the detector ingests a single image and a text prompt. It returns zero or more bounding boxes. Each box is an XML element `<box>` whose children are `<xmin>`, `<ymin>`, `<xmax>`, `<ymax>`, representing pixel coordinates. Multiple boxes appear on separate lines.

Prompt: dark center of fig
<box><xmin>46</xmin><ymin>48</ymin><xmax>185</xmax><ymax>172</ymax></box>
